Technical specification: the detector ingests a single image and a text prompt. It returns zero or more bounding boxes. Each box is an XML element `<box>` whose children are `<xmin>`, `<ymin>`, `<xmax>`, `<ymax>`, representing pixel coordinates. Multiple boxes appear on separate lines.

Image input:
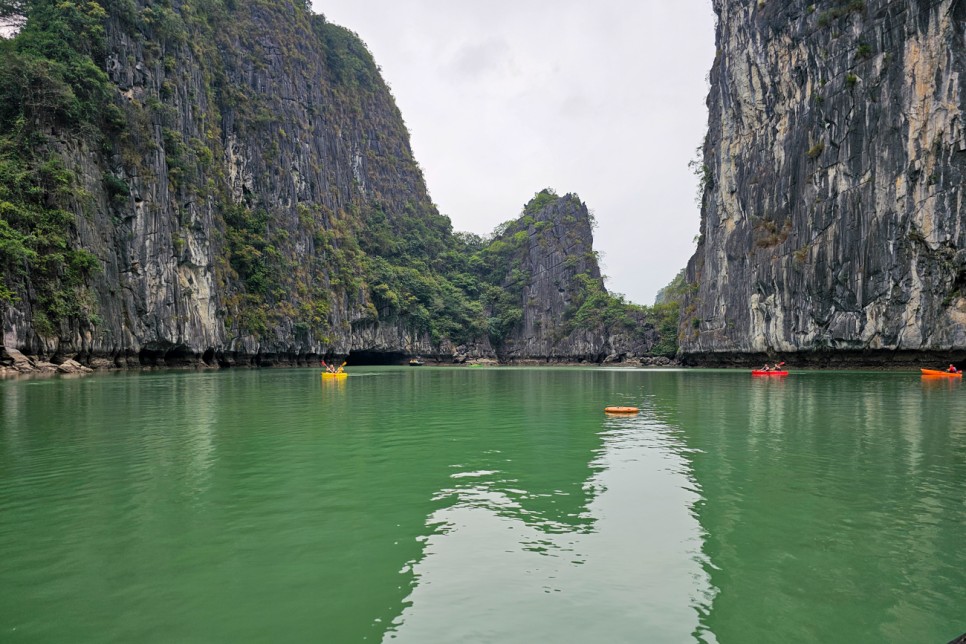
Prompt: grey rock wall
<box><xmin>500</xmin><ymin>195</ymin><xmax>662</xmax><ymax>363</ymax></box>
<box><xmin>682</xmin><ymin>0</ymin><xmax>966</xmax><ymax>365</ymax></box>
<box><xmin>1</xmin><ymin>1</ymin><xmax>451</xmax><ymax>366</ymax></box>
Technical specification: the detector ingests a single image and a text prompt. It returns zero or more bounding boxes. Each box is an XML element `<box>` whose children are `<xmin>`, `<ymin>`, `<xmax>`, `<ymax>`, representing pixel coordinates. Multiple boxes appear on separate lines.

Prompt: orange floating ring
<box><xmin>604</xmin><ymin>406</ymin><xmax>639</xmax><ymax>414</ymax></box>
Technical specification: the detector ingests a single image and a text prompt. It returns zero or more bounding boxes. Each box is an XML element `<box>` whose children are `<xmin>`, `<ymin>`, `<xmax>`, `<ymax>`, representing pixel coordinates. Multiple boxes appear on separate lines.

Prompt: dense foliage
<box><xmin>0</xmin><ymin>0</ymin><xmax>115</xmax><ymax>331</ymax></box>
<box><xmin>563</xmin><ymin>271</ymin><xmax>683</xmax><ymax>358</ymax></box>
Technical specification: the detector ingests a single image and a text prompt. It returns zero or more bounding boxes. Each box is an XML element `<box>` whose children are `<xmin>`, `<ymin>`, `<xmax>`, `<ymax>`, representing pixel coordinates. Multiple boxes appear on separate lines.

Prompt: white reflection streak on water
<box><xmin>1</xmin><ymin>383</ymin><xmax>24</xmax><ymax>454</ymax></box>
<box><xmin>183</xmin><ymin>377</ymin><xmax>216</xmax><ymax>501</ymax></box>
<box><xmin>384</xmin><ymin>402</ymin><xmax>716</xmax><ymax>643</ymax></box>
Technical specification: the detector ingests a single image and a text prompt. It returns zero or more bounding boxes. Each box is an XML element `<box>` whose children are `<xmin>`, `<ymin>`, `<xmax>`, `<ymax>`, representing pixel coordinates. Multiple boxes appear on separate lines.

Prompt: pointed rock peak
<box><xmin>523</xmin><ymin>189</ymin><xmax>586</xmax><ymax>220</ymax></box>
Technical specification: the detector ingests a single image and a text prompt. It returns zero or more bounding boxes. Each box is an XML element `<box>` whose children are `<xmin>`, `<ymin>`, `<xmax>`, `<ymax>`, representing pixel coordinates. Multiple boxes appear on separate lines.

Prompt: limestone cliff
<box><xmin>682</xmin><ymin>0</ymin><xmax>966</xmax><ymax>365</ymax></box>
<box><xmin>2</xmin><ymin>0</ymin><xmax>447</xmax><ymax>366</ymax></box>
<box><xmin>0</xmin><ymin>0</ymin><xmax>669</xmax><ymax>369</ymax></box>
<box><xmin>490</xmin><ymin>192</ymin><xmax>663</xmax><ymax>363</ymax></box>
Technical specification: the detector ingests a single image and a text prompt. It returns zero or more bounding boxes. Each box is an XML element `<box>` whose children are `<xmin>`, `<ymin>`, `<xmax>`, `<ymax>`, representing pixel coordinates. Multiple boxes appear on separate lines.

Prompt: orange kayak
<box><xmin>920</xmin><ymin>369</ymin><xmax>962</xmax><ymax>377</ymax></box>
<box><xmin>604</xmin><ymin>406</ymin><xmax>639</xmax><ymax>414</ymax></box>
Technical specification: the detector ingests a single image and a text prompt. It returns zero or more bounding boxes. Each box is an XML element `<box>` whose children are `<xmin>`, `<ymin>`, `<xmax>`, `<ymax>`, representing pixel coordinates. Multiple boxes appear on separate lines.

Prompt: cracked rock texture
<box><xmin>682</xmin><ymin>0</ymin><xmax>966</xmax><ymax>365</ymax></box>
<box><xmin>497</xmin><ymin>194</ymin><xmax>661</xmax><ymax>363</ymax></box>
<box><xmin>5</xmin><ymin>0</ymin><xmax>435</xmax><ymax>366</ymax></box>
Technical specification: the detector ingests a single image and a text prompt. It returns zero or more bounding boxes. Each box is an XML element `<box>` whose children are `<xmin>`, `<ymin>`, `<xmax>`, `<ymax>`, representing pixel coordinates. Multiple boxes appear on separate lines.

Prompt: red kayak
<box><xmin>920</xmin><ymin>368</ymin><xmax>962</xmax><ymax>377</ymax></box>
<box><xmin>752</xmin><ymin>370</ymin><xmax>788</xmax><ymax>376</ymax></box>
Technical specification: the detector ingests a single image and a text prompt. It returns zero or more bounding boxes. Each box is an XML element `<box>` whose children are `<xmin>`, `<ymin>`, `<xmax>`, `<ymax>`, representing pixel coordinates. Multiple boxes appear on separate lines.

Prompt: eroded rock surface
<box><xmin>682</xmin><ymin>0</ymin><xmax>966</xmax><ymax>365</ymax></box>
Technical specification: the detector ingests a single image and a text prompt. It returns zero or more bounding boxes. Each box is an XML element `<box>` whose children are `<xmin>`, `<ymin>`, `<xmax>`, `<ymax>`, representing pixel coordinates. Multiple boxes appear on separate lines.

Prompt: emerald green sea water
<box><xmin>1</xmin><ymin>367</ymin><xmax>964</xmax><ymax>643</ymax></box>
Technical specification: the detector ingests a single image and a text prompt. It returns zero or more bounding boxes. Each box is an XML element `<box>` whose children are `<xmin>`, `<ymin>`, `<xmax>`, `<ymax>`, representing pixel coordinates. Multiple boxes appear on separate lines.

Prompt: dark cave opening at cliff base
<box><xmin>343</xmin><ymin>351</ymin><xmax>408</xmax><ymax>366</ymax></box>
<box><xmin>138</xmin><ymin>344</ymin><xmax>195</xmax><ymax>367</ymax></box>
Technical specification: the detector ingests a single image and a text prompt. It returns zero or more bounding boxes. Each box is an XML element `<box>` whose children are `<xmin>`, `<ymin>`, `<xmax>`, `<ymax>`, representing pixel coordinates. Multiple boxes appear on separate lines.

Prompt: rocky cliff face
<box><xmin>495</xmin><ymin>193</ymin><xmax>661</xmax><ymax>363</ymax></box>
<box><xmin>682</xmin><ymin>0</ymin><xmax>966</xmax><ymax>365</ymax></box>
<box><xmin>3</xmin><ymin>0</ymin><xmax>443</xmax><ymax>365</ymax></box>
<box><xmin>0</xmin><ymin>1</ymin><xmax>664</xmax><ymax>369</ymax></box>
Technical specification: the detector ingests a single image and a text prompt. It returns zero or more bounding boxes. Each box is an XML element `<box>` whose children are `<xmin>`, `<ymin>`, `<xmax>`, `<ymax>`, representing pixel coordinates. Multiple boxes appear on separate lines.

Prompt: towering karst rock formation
<box><xmin>682</xmin><ymin>0</ymin><xmax>966</xmax><ymax>365</ymax></box>
<box><xmin>0</xmin><ymin>0</ymin><xmax>668</xmax><ymax>368</ymax></box>
<box><xmin>483</xmin><ymin>192</ymin><xmax>661</xmax><ymax>363</ymax></box>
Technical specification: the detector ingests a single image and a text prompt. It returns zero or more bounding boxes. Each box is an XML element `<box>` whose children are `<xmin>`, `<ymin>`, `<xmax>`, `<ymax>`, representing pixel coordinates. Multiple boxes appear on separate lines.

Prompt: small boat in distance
<box><xmin>920</xmin><ymin>368</ymin><xmax>962</xmax><ymax>377</ymax></box>
<box><xmin>320</xmin><ymin>360</ymin><xmax>346</xmax><ymax>378</ymax></box>
<box><xmin>409</xmin><ymin>358</ymin><xmax>425</xmax><ymax>366</ymax></box>
<box><xmin>753</xmin><ymin>361</ymin><xmax>786</xmax><ymax>376</ymax></box>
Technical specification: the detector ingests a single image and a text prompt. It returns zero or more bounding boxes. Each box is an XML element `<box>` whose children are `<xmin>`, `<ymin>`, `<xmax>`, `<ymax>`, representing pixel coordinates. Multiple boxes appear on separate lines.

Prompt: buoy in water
<box><xmin>604</xmin><ymin>406</ymin><xmax>639</xmax><ymax>414</ymax></box>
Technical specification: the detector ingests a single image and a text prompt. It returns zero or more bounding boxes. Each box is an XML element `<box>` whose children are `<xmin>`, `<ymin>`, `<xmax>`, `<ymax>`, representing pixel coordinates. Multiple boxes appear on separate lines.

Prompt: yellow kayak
<box><xmin>321</xmin><ymin>372</ymin><xmax>347</xmax><ymax>379</ymax></box>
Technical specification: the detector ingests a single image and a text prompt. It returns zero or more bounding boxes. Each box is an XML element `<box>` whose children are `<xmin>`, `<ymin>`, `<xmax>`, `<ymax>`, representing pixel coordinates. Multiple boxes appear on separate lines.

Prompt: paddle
<box><xmin>321</xmin><ymin>359</ymin><xmax>347</xmax><ymax>373</ymax></box>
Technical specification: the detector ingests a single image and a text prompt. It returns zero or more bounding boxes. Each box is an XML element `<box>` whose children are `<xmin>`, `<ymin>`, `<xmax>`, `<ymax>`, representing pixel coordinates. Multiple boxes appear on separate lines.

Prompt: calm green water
<box><xmin>1</xmin><ymin>367</ymin><xmax>964</xmax><ymax>643</ymax></box>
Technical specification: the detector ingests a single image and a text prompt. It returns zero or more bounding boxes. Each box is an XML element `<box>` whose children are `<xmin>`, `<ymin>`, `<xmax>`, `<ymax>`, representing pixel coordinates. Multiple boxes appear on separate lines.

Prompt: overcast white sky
<box><xmin>318</xmin><ymin>2</ymin><xmax>717</xmax><ymax>304</ymax></box>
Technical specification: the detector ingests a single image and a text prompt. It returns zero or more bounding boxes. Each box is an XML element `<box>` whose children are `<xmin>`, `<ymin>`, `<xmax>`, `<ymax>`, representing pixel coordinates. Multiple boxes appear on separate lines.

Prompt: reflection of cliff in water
<box><xmin>386</xmin><ymin>370</ymin><xmax>712</xmax><ymax>642</ymax></box>
<box><xmin>647</xmin><ymin>371</ymin><xmax>966</xmax><ymax>643</ymax></box>
<box><xmin>399</xmin><ymin>368</ymin><xmax>612</xmax><ymax>533</ymax></box>
<box><xmin>309</xmin><ymin>367</ymin><xmax>612</xmax><ymax>640</ymax></box>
